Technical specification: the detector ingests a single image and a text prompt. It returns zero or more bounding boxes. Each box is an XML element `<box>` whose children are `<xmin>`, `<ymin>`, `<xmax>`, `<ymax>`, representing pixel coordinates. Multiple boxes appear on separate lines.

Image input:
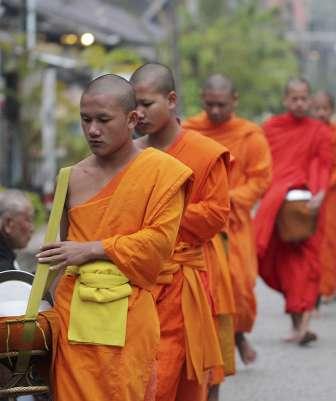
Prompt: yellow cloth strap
<box><xmin>15</xmin><ymin>167</ymin><xmax>71</xmax><ymax>374</ymax></box>
<box><xmin>66</xmin><ymin>261</ymin><xmax>132</xmax><ymax>346</ymax></box>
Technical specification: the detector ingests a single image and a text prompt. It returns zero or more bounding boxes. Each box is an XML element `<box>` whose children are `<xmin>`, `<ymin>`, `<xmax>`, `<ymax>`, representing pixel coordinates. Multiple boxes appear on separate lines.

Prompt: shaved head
<box><xmin>82</xmin><ymin>74</ymin><xmax>136</xmax><ymax>113</ymax></box>
<box><xmin>202</xmin><ymin>74</ymin><xmax>237</xmax><ymax>95</ymax></box>
<box><xmin>312</xmin><ymin>90</ymin><xmax>335</xmax><ymax>109</ymax></box>
<box><xmin>284</xmin><ymin>77</ymin><xmax>311</xmax><ymax>97</ymax></box>
<box><xmin>311</xmin><ymin>90</ymin><xmax>335</xmax><ymax>123</ymax></box>
<box><xmin>201</xmin><ymin>74</ymin><xmax>238</xmax><ymax>124</ymax></box>
<box><xmin>130</xmin><ymin>63</ymin><xmax>175</xmax><ymax>95</ymax></box>
<box><xmin>283</xmin><ymin>77</ymin><xmax>311</xmax><ymax>118</ymax></box>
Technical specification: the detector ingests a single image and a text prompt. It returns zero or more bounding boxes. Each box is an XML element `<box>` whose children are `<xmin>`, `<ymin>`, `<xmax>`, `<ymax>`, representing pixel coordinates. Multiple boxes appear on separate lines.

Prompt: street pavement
<box><xmin>219</xmin><ymin>280</ymin><xmax>336</xmax><ymax>401</ymax></box>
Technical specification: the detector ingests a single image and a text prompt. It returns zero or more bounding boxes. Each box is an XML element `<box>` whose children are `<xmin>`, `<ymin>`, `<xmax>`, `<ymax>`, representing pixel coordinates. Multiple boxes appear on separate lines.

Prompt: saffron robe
<box><xmin>319</xmin><ymin>123</ymin><xmax>336</xmax><ymax>297</ymax></box>
<box><xmin>255</xmin><ymin>113</ymin><xmax>331</xmax><ymax>313</ymax></box>
<box><xmin>153</xmin><ymin>129</ymin><xmax>231</xmax><ymax>401</ymax></box>
<box><xmin>53</xmin><ymin>148</ymin><xmax>193</xmax><ymax>401</ymax></box>
<box><xmin>183</xmin><ymin>113</ymin><xmax>272</xmax><ymax>333</ymax></box>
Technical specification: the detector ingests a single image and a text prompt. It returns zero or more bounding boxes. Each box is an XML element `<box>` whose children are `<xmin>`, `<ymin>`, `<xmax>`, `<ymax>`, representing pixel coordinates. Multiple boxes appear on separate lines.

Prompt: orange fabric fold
<box><xmin>52</xmin><ymin>148</ymin><xmax>192</xmax><ymax>401</ymax></box>
<box><xmin>153</xmin><ymin>129</ymin><xmax>231</xmax><ymax>400</ymax></box>
<box><xmin>183</xmin><ymin>113</ymin><xmax>272</xmax><ymax>333</ymax></box>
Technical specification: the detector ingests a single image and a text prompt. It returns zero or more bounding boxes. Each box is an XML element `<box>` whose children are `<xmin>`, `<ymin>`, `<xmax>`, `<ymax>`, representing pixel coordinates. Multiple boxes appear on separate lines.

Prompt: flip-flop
<box><xmin>299</xmin><ymin>331</ymin><xmax>318</xmax><ymax>346</ymax></box>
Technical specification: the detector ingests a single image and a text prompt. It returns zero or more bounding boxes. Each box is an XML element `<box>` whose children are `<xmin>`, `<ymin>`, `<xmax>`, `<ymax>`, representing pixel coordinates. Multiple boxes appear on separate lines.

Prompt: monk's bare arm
<box><xmin>102</xmin><ymin>188</ymin><xmax>185</xmax><ymax>289</ymax></box>
<box><xmin>181</xmin><ymin>159</ymin><xmax>230</xmax><ymax>244</ymax></box>
<box><xmin>230</xmin><ymin>132</ymin><xmax>272</xmax><ymax>210</ymax></box>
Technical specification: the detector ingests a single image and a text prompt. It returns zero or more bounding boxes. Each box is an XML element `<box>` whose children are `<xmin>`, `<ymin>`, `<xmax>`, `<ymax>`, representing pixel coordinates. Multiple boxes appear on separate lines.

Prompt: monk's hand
<box><xmin>36</xmin><ymin>241</ymin><xmax>104</xmax><ymax>271</ymax></box>
<box><xmin>307</xmin><ymin>190</ymin><xmax>325</xmax><ymax>212</ymax></box>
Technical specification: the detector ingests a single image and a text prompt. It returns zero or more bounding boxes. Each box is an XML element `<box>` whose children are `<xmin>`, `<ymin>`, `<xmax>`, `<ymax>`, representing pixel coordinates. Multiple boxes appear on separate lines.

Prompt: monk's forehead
<box><xmin>312</xmin><ymin>92</ymin><xmax>333</xmax><ymax>106</ymax></box>
<box><xmin>285</xmin><ymin>82</ymin><xmax>310</xmax><ymax>95</ymax></box>
<box><xmin>203</xmin><ymin>87</ymin><xmax>233</xmax><ymax>96</ymax></box>
<box><xmin>133</xmin><ymin>75</ymin><xmax>166</xmax><ymax>93</ymax></box>
<box><xmin>80</xmin><ymin>92</ymin><xmax>125</xmax><ymax>113</ymax></box>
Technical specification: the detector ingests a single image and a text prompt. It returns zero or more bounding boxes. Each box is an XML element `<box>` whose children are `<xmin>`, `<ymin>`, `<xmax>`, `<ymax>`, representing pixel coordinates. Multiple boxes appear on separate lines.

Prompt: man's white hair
<box><xmin>0</xmin><ymin>189</ymin><xmax>32</xmax><ymax>220</ymax></box>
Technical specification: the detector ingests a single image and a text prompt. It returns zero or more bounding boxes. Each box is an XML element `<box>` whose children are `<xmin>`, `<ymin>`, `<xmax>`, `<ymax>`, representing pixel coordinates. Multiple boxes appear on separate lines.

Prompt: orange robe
<box><xmin>320</xmin><ymin>124</ymin><xmax>336</xmax><ymax>297</ymax></box>
<box><xmin>53</xmin><ymin>148</ymin><xmax>192</xmax><ymax>401</ymax></box>
<box><xmin>153</xmin><ymin>129</ymin><xmax>231</xmax><ymax>401</ymax></box>
<box><xmin>183</xmin><ymin>113</ymin><xmax>272</xmax><ymax>333</ymax></box>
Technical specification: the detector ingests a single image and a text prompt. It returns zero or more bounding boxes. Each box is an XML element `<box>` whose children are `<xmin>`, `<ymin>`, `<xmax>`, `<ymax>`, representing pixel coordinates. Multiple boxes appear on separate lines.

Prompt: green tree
<box><xmin>163</xmin><ymin>0</ymin><xmax>299</xmax><ymax>119</ymax></box>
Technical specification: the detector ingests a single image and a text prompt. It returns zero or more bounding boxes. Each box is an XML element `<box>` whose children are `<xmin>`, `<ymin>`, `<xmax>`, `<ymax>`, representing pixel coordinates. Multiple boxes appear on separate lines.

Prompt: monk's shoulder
<box><xmin>67</xmin><ymin>156</ymin><xmax>92</xmax><ymax>180</ymax></box>
<box><xmin>182</xmin><ymin>112</ymin><xmax>204</xmax><ymax>130</ymax></box>
<box><xmin>141</xmin><ymin>147</ymin><xmax>193</xmax><ymax>177</ymax></box>
<box><xmin>234</xmin><ymin>116</ymin><xmax>263</xmax><ymax>137</ymax></box>
<box><xmin>181</xmin><ymin>129</ymin><xmax>227</xmax><ymax>157</ymax></box>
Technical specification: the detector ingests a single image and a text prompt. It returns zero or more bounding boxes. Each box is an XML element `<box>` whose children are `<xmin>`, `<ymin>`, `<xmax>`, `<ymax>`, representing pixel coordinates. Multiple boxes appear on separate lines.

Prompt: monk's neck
<box><xmin>146</xmin><ymin>118</ymin><xmax>181</xmax><ymax>151</ymax></box>
<box><xmin>94</xmin><ymin>138</ymin><xmax>139</xmax><ymax>172</ymax></box>
<box><xmin>206</xmin><ymin>113</ymin><xmax>234</xmax><ymax>128</ymax></box>
<box><xmin>286</xmin><ymin>112</ymin><xmax>307</xmax><ymax>123</ymax></box>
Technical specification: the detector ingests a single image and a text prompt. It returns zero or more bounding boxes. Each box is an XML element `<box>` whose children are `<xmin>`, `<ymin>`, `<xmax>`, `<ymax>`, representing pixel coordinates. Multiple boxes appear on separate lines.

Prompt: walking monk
<box><xmin>255</xmin><ymin>78</ymin><xmax>331</xmax><ymax>345</ymax></box>
<box><xmin>130</xmin><ymin>63</ymin><xmax>231</xmax><ymax>401</ymax></box>
<box><xmin>36</xmin><ymin>74</ymin><xmax>193</xmax><ymax>401</ymax></box>
<box><xmin>311</xmin><ymin>91</ymin><xmax>336</xmax><ymax>303</ymax></box>
<box><xmin>183</xmin><ymin>74</ymin><xmax>272</xmax><ymax>365</ymax></box>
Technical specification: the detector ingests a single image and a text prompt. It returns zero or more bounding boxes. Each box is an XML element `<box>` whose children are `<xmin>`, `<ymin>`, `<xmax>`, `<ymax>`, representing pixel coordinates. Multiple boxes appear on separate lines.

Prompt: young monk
<box><xmin>130</xmin><ymin>63</ymin><xmax>232</xmax><ymax>401</ymax></box>
<box><xmin>183</xmin><ymin>74</ymin><xmax>272</xmax><ymax>366</ymax></box>
<box><xmin>255</xmin><ymin>78</ymin><xmax>332</xmax><ymax>345</ymax></box>
<box><xmin>310</xmin><ymin>91</ymin><xmax>336</xmax><ymax>303</ymax></box>
<box><xmin>36</xmin><ymin>74</ymin><xmax>193</xmax><ymax>401</ymax></box>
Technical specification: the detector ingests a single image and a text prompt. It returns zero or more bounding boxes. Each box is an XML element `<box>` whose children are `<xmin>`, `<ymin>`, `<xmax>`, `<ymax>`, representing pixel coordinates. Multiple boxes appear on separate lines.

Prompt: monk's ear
<box><xmin>127</xmin><ymin>110</ymin><xmax>138</xmax><ymax>130</ymax></box>
<box><xmin>1</xmin><ymin>214</ymin><xmax>13</xmax><ymax>237</ymax></box>
<box><xmin>167</xmin><ymin>91</ymin><xmax>177</xmax><ymax>111</ymax></box>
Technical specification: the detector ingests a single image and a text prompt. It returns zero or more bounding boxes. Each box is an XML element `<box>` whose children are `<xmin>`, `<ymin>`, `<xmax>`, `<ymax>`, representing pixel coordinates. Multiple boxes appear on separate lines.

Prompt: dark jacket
<box><xmin>0</xmin><ymin>234</ymin><xmax>16</xmax><ymax>272</ymax></box>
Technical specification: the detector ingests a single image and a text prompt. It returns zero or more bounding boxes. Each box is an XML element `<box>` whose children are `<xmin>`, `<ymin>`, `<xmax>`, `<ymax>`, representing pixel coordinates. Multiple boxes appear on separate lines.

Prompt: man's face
<box><xmin>202</xmin><ymin>90</ymin><xmax>237</xmax><ymax>124</ymax></box>
<box><xmin>3</xmin><ymin>206</ymin><xmax>34</xmax><ymax>249</ymax></box>
<box><xmin>310</xmin><ymin>95</ymin><xmax>333</xmax><ymax>124</ymax></box>
<box><xmin>80</xmin><ymin>93</ymin><xmax>137</xmax><ymax>157</ymax></box>
<box><xmin>133</xmin><ymin>82</ymin><xmax>176</xmax><ymax>136</ymax></box>
<box><xmin>283</xmin><ymin>84</ymin><xmax>310</xmax><ymax>119</ymax></box>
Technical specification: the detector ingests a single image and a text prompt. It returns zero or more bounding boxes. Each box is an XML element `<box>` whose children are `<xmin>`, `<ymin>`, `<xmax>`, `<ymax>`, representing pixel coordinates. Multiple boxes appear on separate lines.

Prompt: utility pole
<box><xmin>169</xmin><ymin>0</ymin><xmax>182</xmax><ymax>114</ymax></box>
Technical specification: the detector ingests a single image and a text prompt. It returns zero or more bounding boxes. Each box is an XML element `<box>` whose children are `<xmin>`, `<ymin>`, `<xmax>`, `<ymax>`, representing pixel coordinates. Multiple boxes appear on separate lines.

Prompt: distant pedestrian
<box><xmin>311</xmin><ymin>91</ymin><xmax>336</xmax><ymax>303</ymax></box>
<box><xmin>0</xmin><ymin>189</ymin><xmax>34</xmax><ymax>272</ymax></box>
<box><xmin>255</xmin><ymin>78</ymin><xmax>332</xmax><ymax>345</ymax></box>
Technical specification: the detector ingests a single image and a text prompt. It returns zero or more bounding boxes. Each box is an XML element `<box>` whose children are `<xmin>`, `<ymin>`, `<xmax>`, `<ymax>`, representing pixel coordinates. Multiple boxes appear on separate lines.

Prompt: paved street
<box><xmin>220</xmin><ymin>280</ymin><xmax>336</xmax><ymax>401</ymax></box>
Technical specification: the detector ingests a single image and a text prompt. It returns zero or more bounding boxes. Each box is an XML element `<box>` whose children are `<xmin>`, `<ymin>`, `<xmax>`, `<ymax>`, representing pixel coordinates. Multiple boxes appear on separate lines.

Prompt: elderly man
<box><xmin>0</xmin><ymin>189</ymin><xmax>34</xmax><ymax>272</ymax></box>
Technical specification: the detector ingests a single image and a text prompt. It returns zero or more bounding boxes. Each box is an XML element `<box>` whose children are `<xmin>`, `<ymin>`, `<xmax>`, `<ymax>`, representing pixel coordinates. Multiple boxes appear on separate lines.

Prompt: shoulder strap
<box><xmin>15</xmin><ymin>166</ymin><xmax>71</xmax><ymax>374</ymax></box>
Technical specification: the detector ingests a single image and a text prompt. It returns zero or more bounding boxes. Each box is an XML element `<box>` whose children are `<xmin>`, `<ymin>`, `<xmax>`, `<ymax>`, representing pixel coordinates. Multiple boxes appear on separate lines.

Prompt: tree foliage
<box><xmin>166</xmin><ymin>0</ymin><xmax>299</xmax><ymax>119</ymax></box>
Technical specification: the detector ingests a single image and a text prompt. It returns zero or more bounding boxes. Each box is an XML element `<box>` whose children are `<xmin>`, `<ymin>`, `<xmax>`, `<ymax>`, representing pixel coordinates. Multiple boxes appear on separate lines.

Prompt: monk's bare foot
<box><xmin>283</xmin><ymin>331</ymin><xmax>300</xmax><ymax>342</ymax></box>
<box><xmin>321</xmin><ymin>294</ymin><xmax>336</xmax><ymax>304</ymax></box>
<box><xmin>208</xmin><ymin>384</ymin><xmax>219</xmax><ymax>401</ymax></box>
<box><xmin>312</xmin><ymin>308</ymin><xmax>321</xmax><ymax>319</ymax></box>
<box><xmin>298</xmin><ymin>331</ymin><xmax>318</xmax><ymax>346</ymax></box>
<box><xmin>235</xmin><ymin>333</ymin><xmax>257</xmax><ymax>365</ymax></box>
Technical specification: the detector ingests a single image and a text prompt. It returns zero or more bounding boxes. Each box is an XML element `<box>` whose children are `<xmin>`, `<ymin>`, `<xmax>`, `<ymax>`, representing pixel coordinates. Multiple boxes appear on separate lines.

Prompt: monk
<box><xmin>130</xmin><ymin>63</ymin><xmax>231</xmax><ymax>401</ymax></box>
<box><xmin>183</xmin><ymin>74</ymin><xmax>272</xmax><ymax>366</ymax></box>
<box><xmin>36</xmin><ymin>74</ymin><xmax>193</xmax><ymax>401</ymax></box>
<box><xmin>255</xmin><ymin>78</ymin><xmax>332</xmax><ymax>345</ymax></box>
<box><xmin>310</xmin><ymin>91</ymin><xmax>336</xmax><ymax>303</ymax></box>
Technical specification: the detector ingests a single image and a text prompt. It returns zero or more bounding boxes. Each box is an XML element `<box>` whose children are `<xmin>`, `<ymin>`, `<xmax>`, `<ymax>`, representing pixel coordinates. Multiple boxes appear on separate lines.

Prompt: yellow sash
<box><xmin>67</xmin><ymin>261</ymin><xmax>132</xmax><ymax>346</ymax></box>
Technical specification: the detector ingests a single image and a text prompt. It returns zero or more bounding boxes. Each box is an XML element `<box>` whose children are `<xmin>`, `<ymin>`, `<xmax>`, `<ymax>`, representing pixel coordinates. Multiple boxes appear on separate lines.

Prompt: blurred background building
<box><xmin>0</xmin><ymin>0</ymin><xmax>335</xmax><ymax>202</ymax></box>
